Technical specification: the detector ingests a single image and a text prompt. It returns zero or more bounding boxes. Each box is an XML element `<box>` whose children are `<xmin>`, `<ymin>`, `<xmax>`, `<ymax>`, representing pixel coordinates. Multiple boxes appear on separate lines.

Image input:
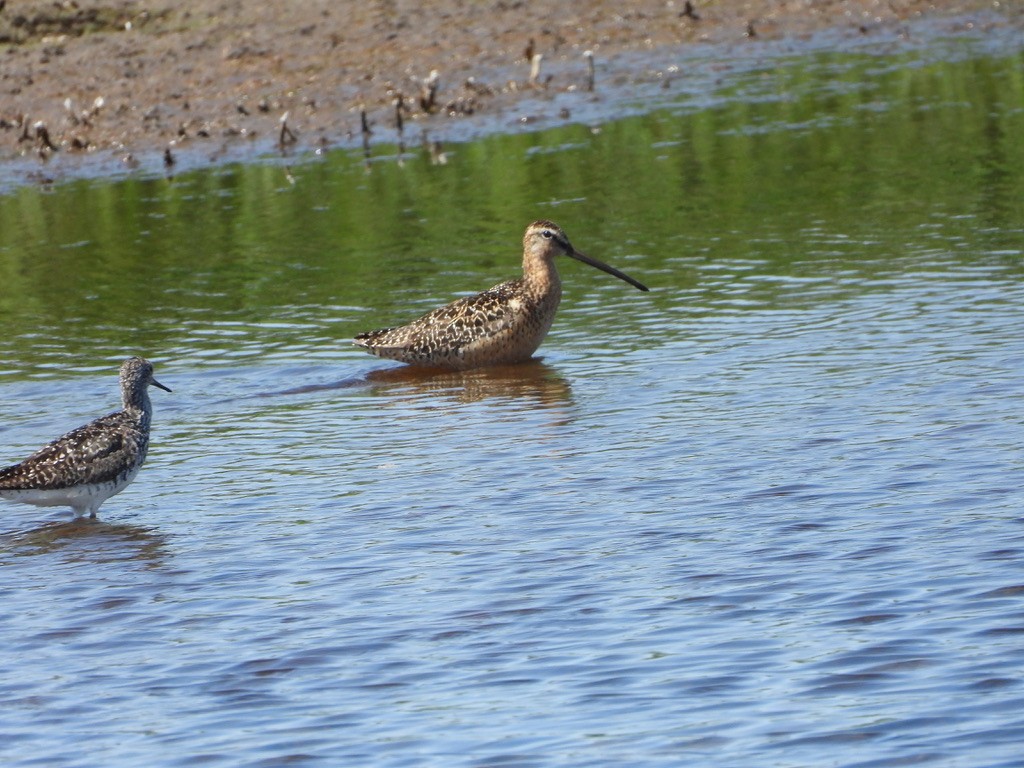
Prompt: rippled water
<box><xmin>2</xmin><ymin>32</ymin><xmax>1024</xmax><ymax>768</ymax></box>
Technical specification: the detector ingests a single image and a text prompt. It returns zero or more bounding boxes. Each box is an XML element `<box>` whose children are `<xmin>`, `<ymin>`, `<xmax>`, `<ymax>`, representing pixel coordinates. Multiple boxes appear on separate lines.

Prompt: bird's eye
<box><xmin>540</xmin><ymin>230</ymin><xmax>554</xmax><ymax>239</ymax></box>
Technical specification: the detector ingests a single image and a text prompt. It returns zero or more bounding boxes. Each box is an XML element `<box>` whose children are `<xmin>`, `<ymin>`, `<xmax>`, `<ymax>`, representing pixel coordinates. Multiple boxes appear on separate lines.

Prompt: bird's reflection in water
<box><xmin>0</xmin><ymin>516</ymin><xmax>169</xmax><ymax>566</ymax></box>
<box><xmin>364</xmin><ymin>359</ymin><xmax>574</xmax><ymax>408</ymax></box>
<box><xmin>272</xmin><ymin>359</ymin><xmax>574</xmax><ymax>410</ymax></box>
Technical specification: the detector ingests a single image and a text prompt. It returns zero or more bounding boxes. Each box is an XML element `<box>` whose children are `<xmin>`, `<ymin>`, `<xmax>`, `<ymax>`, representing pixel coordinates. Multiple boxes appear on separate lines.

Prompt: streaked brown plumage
<box><xmin>354</xmin><ymin>220</ymin><xmax>649</xmax><ymax>370</ymax></box>
<box><xmin>0</xmin><ymin>357</ymin><xmax>171</xmax><ymax>519</ymax></box>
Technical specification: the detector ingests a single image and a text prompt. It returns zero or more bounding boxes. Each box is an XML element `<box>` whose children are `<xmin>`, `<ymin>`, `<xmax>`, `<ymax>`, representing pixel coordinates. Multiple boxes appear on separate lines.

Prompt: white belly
<box><xmin>0</xmin><ymin>474</ymin><xmax>134</xmax><ymax>517</ymax></box>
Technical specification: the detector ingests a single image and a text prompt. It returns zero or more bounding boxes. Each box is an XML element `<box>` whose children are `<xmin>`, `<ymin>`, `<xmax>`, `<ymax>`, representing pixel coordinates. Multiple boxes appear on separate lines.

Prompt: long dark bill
<box><xmin>568</xmin><ymin>248</ymin><xmax>649</xmax><ymax>292</ymax></box>
<box><xmin>152</xmin><ymin>379</ymin><xmax>173</xmax><ymax>393</ymax></box>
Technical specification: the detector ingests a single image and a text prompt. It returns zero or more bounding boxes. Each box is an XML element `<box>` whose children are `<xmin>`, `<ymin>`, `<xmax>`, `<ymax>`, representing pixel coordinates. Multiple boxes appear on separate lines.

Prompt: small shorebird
<box><xmin>354</xmin><ymin>220</ymin><xmax>649</xmax><ymax>369</ymax></box>
<box><xmin>0</xmin><ymin>357</ymin><xmax>171</xmax><ymax>519</ymax></box>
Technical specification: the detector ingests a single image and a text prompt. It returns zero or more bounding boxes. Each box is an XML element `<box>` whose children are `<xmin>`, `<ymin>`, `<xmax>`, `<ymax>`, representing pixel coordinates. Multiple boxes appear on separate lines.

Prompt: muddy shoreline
<box><xmin>1</xmin><ymin>0</ymin><xmax>1019</xmax><ymax>187</ymax></box>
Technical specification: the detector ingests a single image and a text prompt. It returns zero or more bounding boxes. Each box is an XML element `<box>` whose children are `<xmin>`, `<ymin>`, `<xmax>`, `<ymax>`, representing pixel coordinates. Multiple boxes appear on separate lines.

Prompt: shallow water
<box><xmin>1</xmin><ymin>35</ymin><xmax>1024</xmax><ymax>768</ymax></box>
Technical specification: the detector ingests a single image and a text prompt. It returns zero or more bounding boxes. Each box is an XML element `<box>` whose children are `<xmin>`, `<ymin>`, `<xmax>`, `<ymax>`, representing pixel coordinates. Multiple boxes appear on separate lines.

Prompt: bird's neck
<box><xmin>122</xmin><ymin>386</ymin><xmax>153</xmax><ymax>428</ymax></box>
<box><xmin>522</xmin><ymin>254</ymin><xmax>561</xmax><ymax>297</ymax></box>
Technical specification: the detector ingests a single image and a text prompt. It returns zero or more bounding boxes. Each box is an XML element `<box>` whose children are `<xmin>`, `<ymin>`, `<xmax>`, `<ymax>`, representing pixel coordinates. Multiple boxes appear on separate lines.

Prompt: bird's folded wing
<box><xmin>0</xmin><ymin>413</ymin><xmax>137</xmax><ymax>489</ymax></box>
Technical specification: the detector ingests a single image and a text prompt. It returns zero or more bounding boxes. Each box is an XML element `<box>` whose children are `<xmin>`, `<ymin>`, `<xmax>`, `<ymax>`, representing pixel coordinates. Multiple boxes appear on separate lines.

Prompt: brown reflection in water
<box><xmin>0</xmin><ymin>517</ymin><xmax>169</xmax><ymax>566</ymax></box>
<box><xmin>270</xmin><ymin>359</ymin><xmax>574</xmax><ymax>411</ymax></box>
<box><xmin>363</xmin><ymin>359</ymin><xmax>574</xmax><ymax>408</ymax></box>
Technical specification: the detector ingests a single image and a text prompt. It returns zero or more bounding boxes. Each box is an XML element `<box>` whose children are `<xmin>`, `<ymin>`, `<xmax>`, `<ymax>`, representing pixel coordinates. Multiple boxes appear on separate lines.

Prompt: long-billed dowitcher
<box><xmin>354</xmin><ymin>220</ymin><xmax>649</xmax><ymax>369</ymax></box>
<box><xmin>0</xmin><ymin>357</ymin><xmax>171</xmax><ymax>519</ymax></box>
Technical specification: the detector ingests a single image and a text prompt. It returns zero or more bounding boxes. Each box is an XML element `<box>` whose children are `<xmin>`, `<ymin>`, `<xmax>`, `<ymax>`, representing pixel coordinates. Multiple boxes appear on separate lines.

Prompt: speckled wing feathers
<box><xmin>355</xmin><ymin>280</ymin><xmax>530</xmax><ymax>367</ymax></box>
<box><xmin>0</xmin><ymin>411</ymin><xmax>146</xmax><ymax>491</ymax></box>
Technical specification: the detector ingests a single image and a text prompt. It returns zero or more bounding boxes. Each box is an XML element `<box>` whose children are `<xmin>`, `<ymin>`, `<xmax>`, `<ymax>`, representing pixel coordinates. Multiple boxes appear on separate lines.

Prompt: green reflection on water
<box><xmin>0</xmin><ymin>48</ymin><xmax>1021</xmax><ymax>376</ymax></box>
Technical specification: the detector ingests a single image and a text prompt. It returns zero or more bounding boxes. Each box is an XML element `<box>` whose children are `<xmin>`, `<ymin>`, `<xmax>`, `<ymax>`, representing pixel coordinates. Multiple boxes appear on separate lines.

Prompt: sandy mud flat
<box><xmin>0</xmin><ymin>0</ymin><xmax>1019</xmax><ymax>186</ymax></box>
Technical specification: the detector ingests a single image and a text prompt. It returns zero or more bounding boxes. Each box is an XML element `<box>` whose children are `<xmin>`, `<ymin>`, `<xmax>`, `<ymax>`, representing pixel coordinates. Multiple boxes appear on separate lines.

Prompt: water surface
<box><xmin>1</xmin><ymin>36</ymin><xmax>1024</xmax><ymax>768</ymax></box>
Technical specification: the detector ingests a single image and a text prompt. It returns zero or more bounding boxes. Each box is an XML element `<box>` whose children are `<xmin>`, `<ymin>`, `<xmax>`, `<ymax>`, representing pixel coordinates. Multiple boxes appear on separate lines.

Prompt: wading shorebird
<box><xmin>354</xmin><ymin>220</ymin><xmax>649</xmax><ymax>369</ymax></box>
<box><xmin>0</xmin><ymin>357</ymin><xmax>171</xmax><ymax>519</ymax></box>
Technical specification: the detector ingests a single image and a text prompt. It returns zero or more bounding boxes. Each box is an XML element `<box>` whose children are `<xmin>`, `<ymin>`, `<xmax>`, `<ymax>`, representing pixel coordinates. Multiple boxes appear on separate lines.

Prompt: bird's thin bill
<box><xmin>152</xmin><ymin>379</ymin><xmax>173</xmax><ymax>393</ymax></box>
<box><xmin>568</xmin><ymin>249</ymin><xmax>649</xmax><ymax>292</ymax></box>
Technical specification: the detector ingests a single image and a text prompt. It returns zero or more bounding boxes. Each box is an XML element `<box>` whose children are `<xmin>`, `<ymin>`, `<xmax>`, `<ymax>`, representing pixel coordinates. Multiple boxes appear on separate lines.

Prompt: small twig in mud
<box><xmin>394</xmin><ymin>95</ymin><xmax>405</xmax><ymax>135</ymax></box>
<box><xmin>34</xmin><ymin>122</ymin><xmax>58</xmax><ymax>152</ymax></box>
<box><xmin>419</xmin><ymin>70</ymin><xmax>440</xmax><ymax>113</ymax></box>
<box><xmin>18</xmin><ymin>116</ymin><xmax>33</xmax><ymax>143</ymax></box>
<box><xmin>279</xmin><ymin>111</ymin><xmax>298</xmax><ymax>148</ymax></box>
<box><xmin>524</xmin><ymin>38</ymin><xmax>535</xmax><ymax>63</ymax></box>
<box><xmin>681</xmin><ymin>1</ymin><xmax>700</xmax><ymax>21</ymax></box>
<box><xmin>394</xmin><ymin>95</ymin><xmax>406</xmax><ymax>157</ymax></box>
<box><xmin>64</xmin><ymin>98</ymin><xmax>79</xmax><ymax>126</ymax></box>
<box><xmin>85</xmin><ymin>96</ymin><xmax>104</xmax><ymax>126</ymax></box>
<box><xmin>360</xmin><ymin>106</ymin><xmax>373</xmax><ymax>158</ymax></box>
<box><xmin>584</xmin><ymin>50</ymin><xmax>595</xmax><ymax>92</ymax></box>
<box><xmin>528</xmin><ymin>53</ymin><xmax>544</xmax><ymax>87</ymax></box>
